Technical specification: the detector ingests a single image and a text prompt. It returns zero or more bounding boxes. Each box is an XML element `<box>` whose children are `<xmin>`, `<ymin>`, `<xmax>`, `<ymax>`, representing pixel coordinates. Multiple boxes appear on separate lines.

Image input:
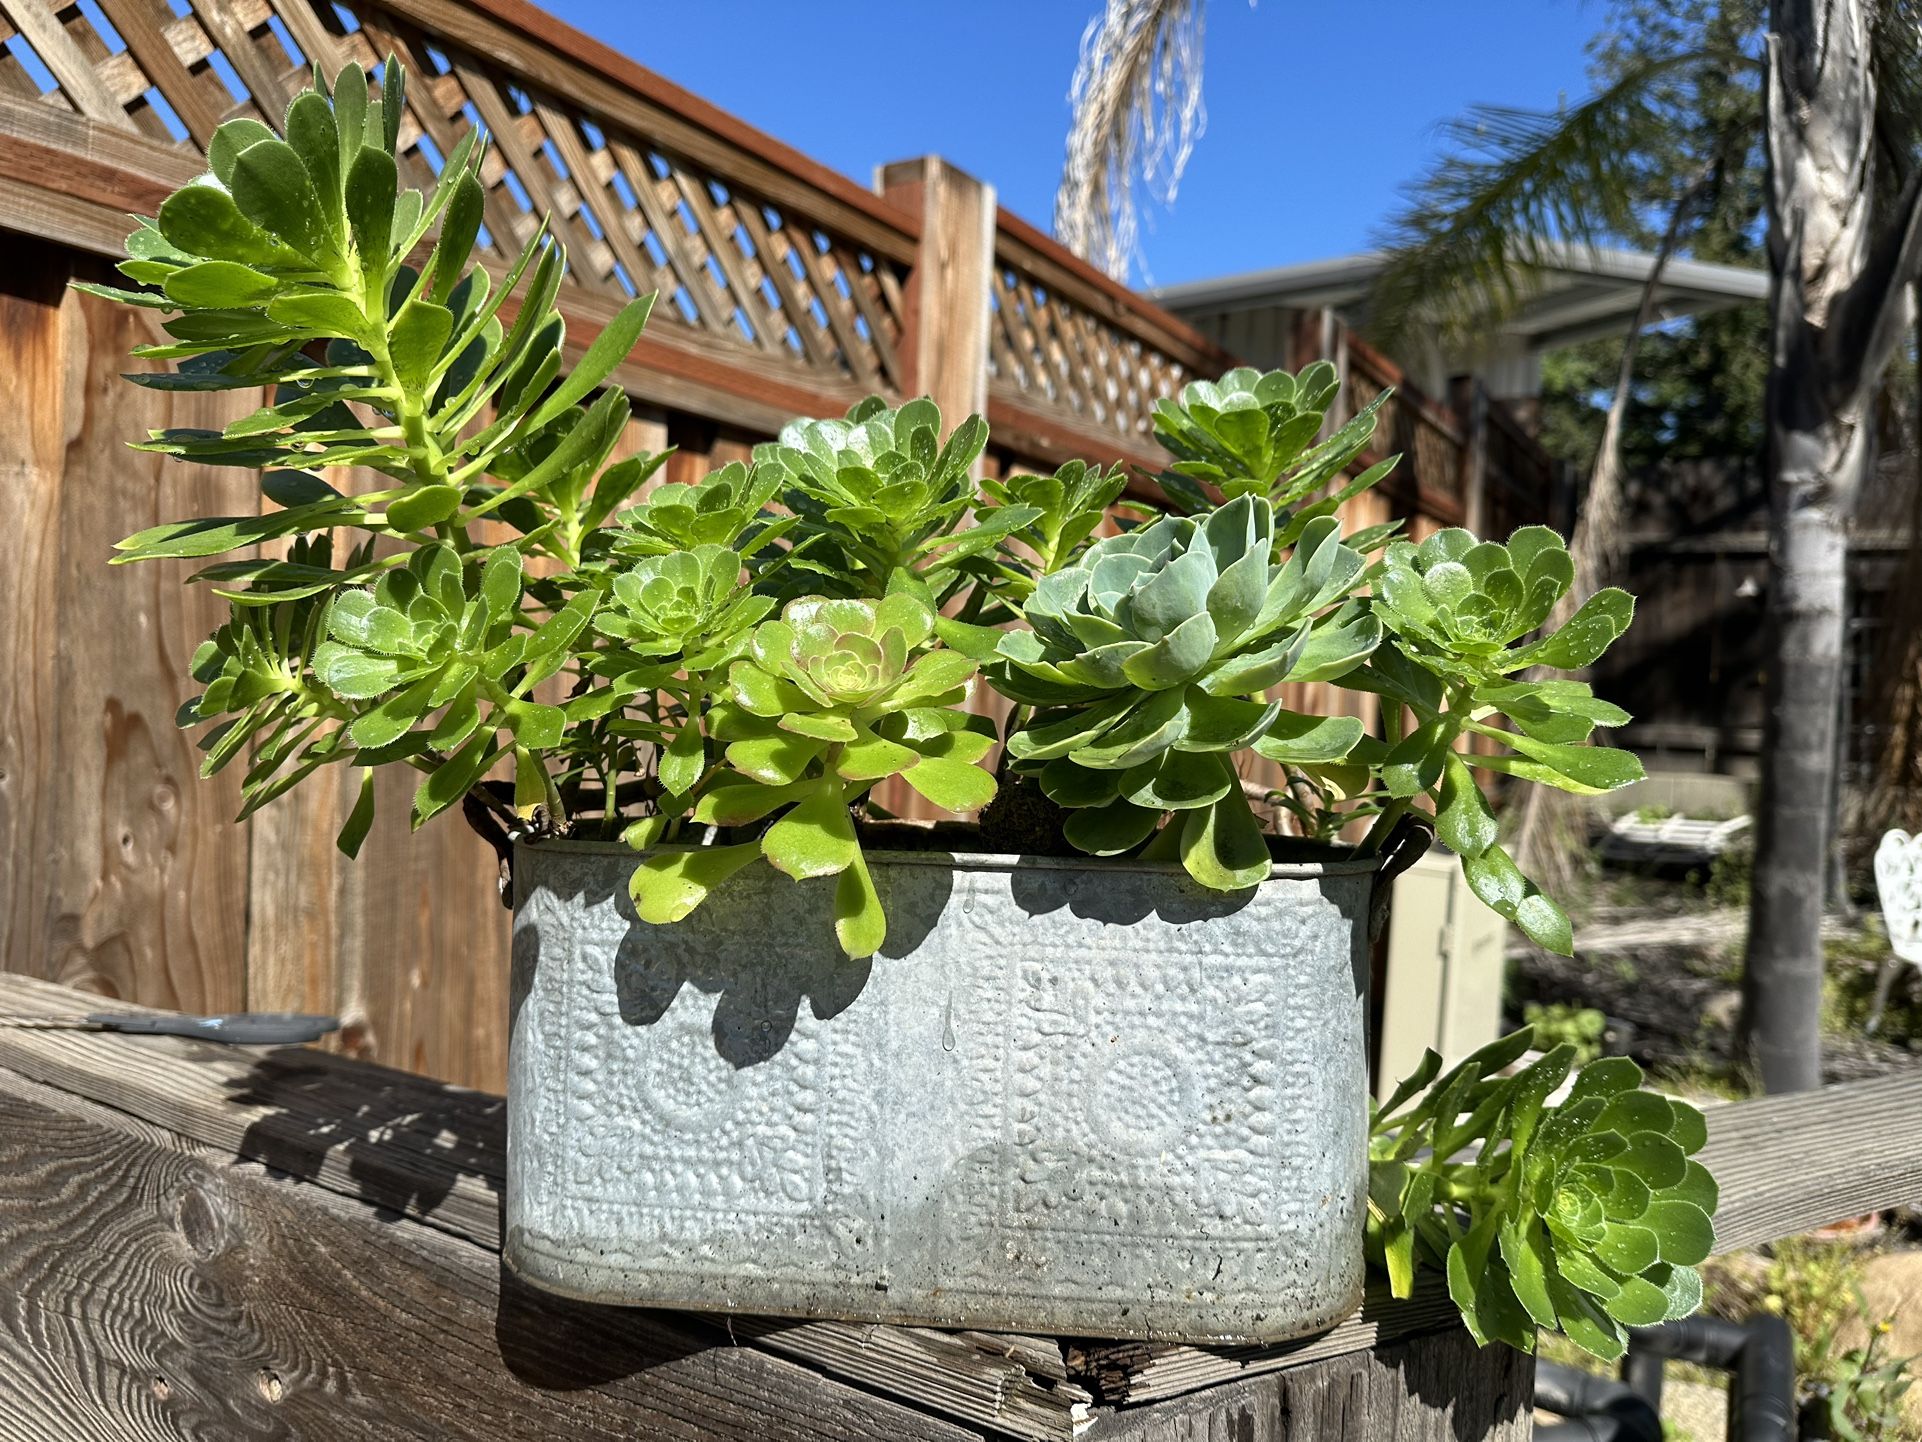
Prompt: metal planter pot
<box><xmin>505</xmin><ymin>838</ymin><xmax>1379</xmax><ymax>1344</ymax></box>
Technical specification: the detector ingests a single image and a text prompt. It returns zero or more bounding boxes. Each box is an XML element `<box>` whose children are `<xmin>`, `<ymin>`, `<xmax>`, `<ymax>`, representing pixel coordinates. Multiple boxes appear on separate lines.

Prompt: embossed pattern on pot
<box><xmin>505</xmin><ymin>840</ymin><xmax>1376</xmax><ymax>1343</ymax></box>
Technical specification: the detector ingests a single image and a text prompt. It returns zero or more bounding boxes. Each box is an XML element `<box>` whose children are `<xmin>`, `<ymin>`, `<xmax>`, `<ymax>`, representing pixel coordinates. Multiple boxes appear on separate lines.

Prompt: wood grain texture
<box><xmin>1080</xmin><ymin>1325</ymin><xmax>1532</xmax><ymax>1442</ymax></box>
<box><xmin>0</xmin><ymin>975</ymin><xmax>1088</xmax><ymax>1439</ymax></box>
<box><xmin>878</xmin><ymin>157</ymin><xmax>995</xmax><ymax>437</ymax></box>
<box><xmin>1698</xmin><ymin>1069</ymin><xmax>1922</xmax><ymax>1252</ymax></box>
<box><xmin>0</xmin><ymin>1067</ymin><xmax>987</xmax><ymax>1441</ymax></box>
<box><xmin>0</xmin><ymin>239</ymin><xmax>252</xmax><ymax>1015</ymax></box>
<box><xmin>0</xmin><ymin>974</ymin><xmax>1535</xmax><ymax>1441</ymax></box>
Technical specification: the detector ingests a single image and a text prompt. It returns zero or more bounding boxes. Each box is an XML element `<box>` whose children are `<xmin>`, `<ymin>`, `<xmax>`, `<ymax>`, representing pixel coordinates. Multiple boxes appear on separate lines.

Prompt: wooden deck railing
<box><xmin>984</xmin><ymin>209</ymin><xmax>1234</xmax><ymax>472</ymax></box>
<box><xmin>3</xmin><ymin>971</ymin><xmax>1919</xmax><ymax>1439</ymax></box>
<box><xmin>0</xmin><ymin>0</ymin><xmax>924</xmax><ymax>431</ymax></box>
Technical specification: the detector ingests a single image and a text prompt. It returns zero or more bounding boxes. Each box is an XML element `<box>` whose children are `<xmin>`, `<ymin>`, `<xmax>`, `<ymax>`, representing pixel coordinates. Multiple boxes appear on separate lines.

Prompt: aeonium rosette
<box><xmin>990</xmin><ymin>493</ymin><xmax>1384</xmax><ymax>890</ymax></box>
<box><xmin>627</xmin><ymin>593</ymin><xmax>996</xmax><ymax>958</ymax></box>
<box><xmin>1370</xmin><ymin>1037</ymin><xmax>1716</xmax><ymax>1362</ymax></box>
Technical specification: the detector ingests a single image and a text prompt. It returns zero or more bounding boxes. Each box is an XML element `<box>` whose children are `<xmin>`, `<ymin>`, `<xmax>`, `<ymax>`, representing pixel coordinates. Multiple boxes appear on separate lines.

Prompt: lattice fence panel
<box><xmin>987</xmin><ymin>262</ymin><xmax>1201</xmax><ymax>449</ymax></box>
<box><xmin>0</xmin><ymin>0</ymin><xmax>907</xmax><ymax>392</ymax></box>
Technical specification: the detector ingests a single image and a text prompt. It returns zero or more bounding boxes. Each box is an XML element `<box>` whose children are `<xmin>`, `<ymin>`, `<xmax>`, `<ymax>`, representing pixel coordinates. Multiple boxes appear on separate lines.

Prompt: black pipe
<box><xmin>1533</xmin><ymin>1360</ymin><xmax>1663</xmax><ymax>1442</ymax></box>
<box><xmin>1619</xmin><ymin>1313</ymin><xmax>1797</xmax><ymax>1442</ymax></box>
<box><xmin>1539</xmin><ymin>1311</ymin><xmax>1797</xmax><ymax>1442</ymax></box>
<box><xmin>1621</xmin><ymin>1348</ymin><xmax>1665</xmax><ymax>1414</ymax></box>
<box><xmin>1628</xmin><ymin>1314</ymin><xmax>1752</xmax><ymax>1368</ymax></box>
<box><xmin>1734</xmin><ymin>1315</ymin><xmax>1796</xmax><ymax>1442</ymax></box>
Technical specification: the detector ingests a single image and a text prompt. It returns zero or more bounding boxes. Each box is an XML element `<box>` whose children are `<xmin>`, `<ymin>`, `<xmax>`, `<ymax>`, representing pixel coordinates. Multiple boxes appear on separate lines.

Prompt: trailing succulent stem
<box><xmin>92</xmin><ymin>58</ymin><xmax>1706</xmax><ymax>1358</ymax></box>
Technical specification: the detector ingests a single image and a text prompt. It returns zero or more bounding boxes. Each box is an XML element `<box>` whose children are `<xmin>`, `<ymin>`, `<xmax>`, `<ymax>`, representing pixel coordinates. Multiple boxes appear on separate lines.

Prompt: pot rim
<box><xmin>512</xmin><ymin>834</ymin><xmax>1382</xmax><ymax>881</ymax></box>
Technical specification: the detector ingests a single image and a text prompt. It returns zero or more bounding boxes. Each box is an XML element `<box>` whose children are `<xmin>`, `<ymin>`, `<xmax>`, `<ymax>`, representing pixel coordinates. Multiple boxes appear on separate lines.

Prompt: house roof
<box><xmin>1151</xmin><ymin>244</ymin><xmax>1768</xmax><ymax>352</ymax></box>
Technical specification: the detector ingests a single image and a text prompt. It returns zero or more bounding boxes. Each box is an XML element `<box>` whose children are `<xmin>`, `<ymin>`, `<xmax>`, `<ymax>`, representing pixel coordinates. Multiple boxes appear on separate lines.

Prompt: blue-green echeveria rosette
<box><xmin>626</xmin><ymin>593</ymin><xmax>996</xmax><ymax>959</ymax></box>
<box><xmin>991</xmin><ymin>493</ymin><xmax>1385</xmax><ymax>890</ymax></box>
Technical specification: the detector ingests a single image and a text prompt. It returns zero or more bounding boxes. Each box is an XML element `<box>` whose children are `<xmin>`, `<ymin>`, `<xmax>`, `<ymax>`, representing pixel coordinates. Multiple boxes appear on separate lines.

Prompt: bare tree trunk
<box><xmin>1863</xmin><ymin>283</ymin><xmax>1922</xmax><ymax>837</ymax></box>
<box><xmin>1513</xmin><ymin>171</ymin><xmax>1711</xmax><ymax>879</ymax></box>
<box><xmin>1741</xmin><ymin>0</ymin><xmax>1922</xmax><ymax>1092</ymax></box>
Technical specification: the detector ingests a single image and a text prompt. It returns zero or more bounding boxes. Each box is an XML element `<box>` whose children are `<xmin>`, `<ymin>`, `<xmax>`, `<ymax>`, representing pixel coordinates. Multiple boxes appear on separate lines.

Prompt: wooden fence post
<box><xmin>876</xmin><ymin>156</ymin><xmax>995</xmax><ymax>468</ymax></box>
<box><xmin>1454</xmin><ymin>375</ymin><xmax>1490</xmax><ymax>537</ymax></box>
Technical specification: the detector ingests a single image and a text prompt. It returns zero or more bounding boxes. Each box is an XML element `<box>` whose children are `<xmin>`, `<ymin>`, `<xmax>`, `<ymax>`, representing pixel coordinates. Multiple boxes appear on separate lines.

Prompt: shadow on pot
<box><xmin>519</xmin><ymin>846</ymin><xmax>955</xmax><ymax>1069</ymax></box>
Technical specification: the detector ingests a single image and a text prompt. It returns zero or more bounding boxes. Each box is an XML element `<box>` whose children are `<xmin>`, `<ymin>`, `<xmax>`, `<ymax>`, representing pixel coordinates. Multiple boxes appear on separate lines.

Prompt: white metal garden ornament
<box><xmin>1868</xmin><ymin>830</ymin><xmax>1922</xmax><ymax>1033</ymax></box>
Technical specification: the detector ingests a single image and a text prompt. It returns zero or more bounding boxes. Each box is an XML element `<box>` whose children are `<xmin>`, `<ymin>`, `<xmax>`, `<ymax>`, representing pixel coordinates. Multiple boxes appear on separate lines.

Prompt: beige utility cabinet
<box><xmin>1374</xmin><ymin>846</ymin><xmax>1509</xmax><ymax>1102</ymax></box>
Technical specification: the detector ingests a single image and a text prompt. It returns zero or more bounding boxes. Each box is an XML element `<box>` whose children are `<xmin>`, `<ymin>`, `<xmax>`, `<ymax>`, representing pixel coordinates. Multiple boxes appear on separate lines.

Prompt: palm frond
<box><xmin>1054</xmin><ymin>0</ymin><xmax>1207</xmax><ymax>281</ymax></box>
<box><xmin>1367</xmin><ymin>50</ymin><xmax>1745</xmax><ymax>349</ymax></box>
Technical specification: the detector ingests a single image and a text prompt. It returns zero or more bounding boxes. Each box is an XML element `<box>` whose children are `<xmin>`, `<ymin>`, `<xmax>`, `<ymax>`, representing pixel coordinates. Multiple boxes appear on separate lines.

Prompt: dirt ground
<box><xmin>1506</xmin><ymin>867</ymin><xmax>1922</xmax><ymax>1088</ymax></box>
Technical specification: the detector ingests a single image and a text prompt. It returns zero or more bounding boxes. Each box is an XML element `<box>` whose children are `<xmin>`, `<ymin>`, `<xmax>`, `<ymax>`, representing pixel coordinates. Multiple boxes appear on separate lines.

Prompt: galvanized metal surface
<box><xmin>505</xmin><ymin>841</ymin><xmax>1376</xmax><ymax>1343</ymax></box>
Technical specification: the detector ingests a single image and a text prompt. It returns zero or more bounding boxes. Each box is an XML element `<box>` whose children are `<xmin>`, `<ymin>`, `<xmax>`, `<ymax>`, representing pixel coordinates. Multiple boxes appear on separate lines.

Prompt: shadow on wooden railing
<box><xmin>4</xmin><ymin>970</ymin><xmax>1918</xmax><ymax>1439</ymax></box>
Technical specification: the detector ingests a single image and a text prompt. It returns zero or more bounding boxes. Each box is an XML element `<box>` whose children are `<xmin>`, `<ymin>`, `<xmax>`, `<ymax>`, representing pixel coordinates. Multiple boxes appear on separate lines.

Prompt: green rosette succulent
<box><xmin>1149</xmin><ymin>364</ymin><xmax>1400</xmax><ymax>553</ymax></box>
<box><xmin>1357</xmin><ymin>526</ymin><xmax>1643</xmax><ymax>954</ymax></box>
<box><xmin>754</xmin><ymin>397</ymin><xmax>1034</xmax><ymax>602</ymax></box>
<box><xmin>309</xmin><ymin>542</ymin><xmax>596</xmax><ymax>828</ymax></box>
<box><xmin>991</xmin><ymin>493</ymin><xmax>1384</xmax><ymax>890</ymax></box>
<box><xmin>607</xmin><ymin>460</ymin><xmax>790</xmax><ymax>561</ymax></box>
<box><xmin>974</xmin><ymin>459</ymin><xmax>1133</xmax><ymax>597</ymax></box>
<box><xmin>593</xmin><ymin>545</ymin><xmax>772</xmax><ymax>662</ymax></box>
<box><xmin>1370</xmin><ymin>1038</ymin><xmax>1717</xmax><ymax>1362</ymax></box>
<box><xmin>628</xmin><ymin>594</ymin><xmax>995</xmax><ymax>957</ymax></box>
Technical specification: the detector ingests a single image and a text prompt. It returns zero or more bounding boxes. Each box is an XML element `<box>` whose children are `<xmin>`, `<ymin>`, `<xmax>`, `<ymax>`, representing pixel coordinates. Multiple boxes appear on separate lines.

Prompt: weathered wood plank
<box><xmin>0</xmin><ymin>239</ymin><xmax>253</xmax><ymax>1016</ymax></box>
<box><xmin>0</xmin><ymin>975</ymin><xmax>1090</xmax><ymax>1439</ymax></box>
<box><xmin>1079</xmin><ymin>1325</ymin><xmax>1532</xmax><ymax>1441</ymax></box>
<box><xmin>0</xmin><ymin>972</ymin><xmax>507</xmax><ymax>1241</ymax></box>
<box><xmin>0</xmin><ymin>1066</ymin><xmax>987</xmax><ymax>1441</ymax></box>
<box><xmin>878</xmin><ymin>156</ymin><xmax>994</xmax><ymax>434</ymax></box>
<box><xmin>1064</xmin><ymin>1278</ymin><xmax>1467</xmax><ymax>1408</ymax></box>
<box><xmin>1698</xmin><ymin>1069</ymin><xmax>1922</xmax><ymax>1252</ymax></box>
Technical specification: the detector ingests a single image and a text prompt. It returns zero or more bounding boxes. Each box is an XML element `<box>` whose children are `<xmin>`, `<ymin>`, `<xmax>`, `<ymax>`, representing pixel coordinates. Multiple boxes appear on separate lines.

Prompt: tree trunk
<box><xmin>1741</xmin><ymin>0</ymin><xmax>1922</xmax><ymax>1092</ymax></box>
<box><xmin>1863</xmin><ymin>297</ymin><xmax>1922</xmax><ymax>838</ymax></box>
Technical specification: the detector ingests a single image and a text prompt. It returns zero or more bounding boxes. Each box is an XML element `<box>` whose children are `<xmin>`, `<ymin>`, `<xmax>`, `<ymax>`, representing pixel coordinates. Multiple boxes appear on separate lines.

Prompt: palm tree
<box><xmin>1370</xmin><ymin>0</ymin><xmax>1922</xmax><ymax>1091</ymax></box>
<box><xmin>1054</xmin><ymin>0</ymin><xmax>1208</xmax><ymax>281</ymax></box>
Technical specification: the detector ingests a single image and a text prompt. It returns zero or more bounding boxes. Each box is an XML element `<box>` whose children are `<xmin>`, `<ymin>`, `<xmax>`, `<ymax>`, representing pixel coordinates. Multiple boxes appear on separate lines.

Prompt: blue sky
<box><xmin>548</xmin><ymin>1</ymin><xmax>1602</xmax><ymax>288</ymax></box>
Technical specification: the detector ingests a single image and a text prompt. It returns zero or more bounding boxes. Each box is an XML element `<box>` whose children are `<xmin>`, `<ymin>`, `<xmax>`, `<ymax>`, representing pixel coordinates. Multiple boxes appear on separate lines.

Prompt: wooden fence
<box><xmin>0</xmin><ymin>0</ymin><xmax>1556</xmax><ymax>1088</ymax></box>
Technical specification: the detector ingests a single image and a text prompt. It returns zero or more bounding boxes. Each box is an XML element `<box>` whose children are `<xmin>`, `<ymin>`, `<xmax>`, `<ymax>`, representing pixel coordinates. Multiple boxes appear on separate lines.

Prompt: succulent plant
<box><xmin>753</xmin><ymin>397</ymin><xmax>1031</xmax><ymax>603</ymax></box>
<box><xmin>1150</xmin><ymin>364</ymin><xmax>1402</xmax><ymax>554</ymax></box>
<box><xmin>608</xmin><ymin>460</ymin><xmax>787</xmax><ymax>561</ymax></box>
<box><xmin>991</xmin><ymin>493</ymin><xmax>1383</xmax><ymax>889</ymax></box>
<box><xmin>91</xmin><ymin>69</ymin><xmax>1701</xmax><ymax>1364</ymax></box>
<box><xmin>1371</xmin><ymin>1037</ymin><xmax>1716</xmax><ymax>1362</ymax></box>
<box><xmin>628</xmin><ymin>594</ymin><xmax>995</xmax><ymax>957</ymax></box>
<box><xmin>1358</xmin><ymin>526</ymin><xmax>1642</xmax><ymax>953</ymax></box>
<box><xmin>593</xmin><ymin>545</ymin><xmax>771</xmax><ymax>662</ymax></box>
<box><xmin>973</xmin><ymin>459</ymin><xmax>1134</xmax><ymax>597</ymax></box>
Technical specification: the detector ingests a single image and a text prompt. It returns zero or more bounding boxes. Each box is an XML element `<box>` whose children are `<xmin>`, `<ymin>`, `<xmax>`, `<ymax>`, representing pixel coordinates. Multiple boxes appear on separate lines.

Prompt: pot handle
<box><xmin>1367</xmin><ymin>811</ymin><xmax>1435</xmax><ymax>944</ymax></box>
